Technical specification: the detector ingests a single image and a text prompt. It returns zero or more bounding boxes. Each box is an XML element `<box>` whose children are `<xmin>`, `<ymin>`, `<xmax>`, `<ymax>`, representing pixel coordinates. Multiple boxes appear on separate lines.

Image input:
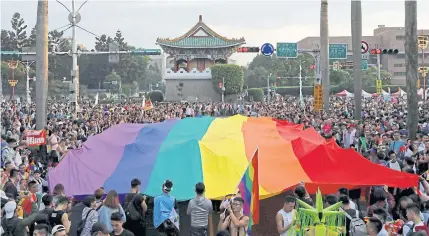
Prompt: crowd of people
<box><xmin>1</xmin><ymin>95</ymin><xmax>429</xmax><ymax>236</ymax></box>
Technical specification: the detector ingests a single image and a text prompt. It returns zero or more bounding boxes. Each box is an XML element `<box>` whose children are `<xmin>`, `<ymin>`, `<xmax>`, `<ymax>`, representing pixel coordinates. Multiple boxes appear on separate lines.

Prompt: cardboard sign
<box><xmin>24</xmin><ymin>130</ymin><xmax>47</xmax><ymax>147</ymax></box>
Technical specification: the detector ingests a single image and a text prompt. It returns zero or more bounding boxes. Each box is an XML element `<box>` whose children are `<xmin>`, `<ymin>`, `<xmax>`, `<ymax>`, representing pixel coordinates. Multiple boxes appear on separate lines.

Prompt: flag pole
<box><xmin>235</xmin><ymin>146</ymin><xmax>259</xmax><ymax>192</ymax></box>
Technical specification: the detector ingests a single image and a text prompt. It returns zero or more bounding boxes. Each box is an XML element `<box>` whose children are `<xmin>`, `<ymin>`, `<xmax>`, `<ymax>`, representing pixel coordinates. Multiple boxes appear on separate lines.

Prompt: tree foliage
<box><xmin>211</xmin><ymin>64</ymin><xmax>244</xmax><ymax>94</ymax></box>
<box><xmin>246</xmin><ymin>88</ymin><xmax>264</xmax><ymax>102</ymax></box>
<box><xmin>149</xmin><ymin>90</ymin><xmax>164</xmax><ymax>102</ymax></box>
<box><xmin>245</xmin><ymin>54</ymin><xmax>392</xmax><ymax>89</ymax></box>
<box><xmin>1</xmin><ymin>13</ymin><xmax>162</xmax><ymax>96</ymax></box>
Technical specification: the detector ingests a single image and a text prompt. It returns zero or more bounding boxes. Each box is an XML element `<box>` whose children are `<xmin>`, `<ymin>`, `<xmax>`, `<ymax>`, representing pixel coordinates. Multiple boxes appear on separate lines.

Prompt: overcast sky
<box><xmin>2</xmin><ymin>0</ymin><xmax>429</xmax><ymax>65</ymax></box>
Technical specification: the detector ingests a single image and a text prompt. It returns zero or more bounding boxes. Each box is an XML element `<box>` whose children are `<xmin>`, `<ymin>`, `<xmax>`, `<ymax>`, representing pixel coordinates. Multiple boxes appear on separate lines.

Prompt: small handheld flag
<box><xmin>237</xmin><ymin>148</ymin><xmax>259</xmax><ymax>235</ymax></box>
<box><xmin>144</xmin><ymin>98</ymin><xmax>153</xmax><ymax>111</ymax></box>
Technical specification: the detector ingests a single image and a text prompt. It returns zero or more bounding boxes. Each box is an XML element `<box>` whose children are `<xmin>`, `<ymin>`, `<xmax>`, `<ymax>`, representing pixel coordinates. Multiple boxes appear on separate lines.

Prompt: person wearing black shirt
<box><xmin>123</xmin><ymin>178</ymin><xmax>141</xmax><ymax>208</ymax></box>
<box><xmin>3</xmin><ymin>169</ymin><xmax>19</xmax><ymax>200</ymax></box>
<box><xmin>111</xmin><ymin>212</ymin><xmax>134</xmax><ymax>236</ymax></box>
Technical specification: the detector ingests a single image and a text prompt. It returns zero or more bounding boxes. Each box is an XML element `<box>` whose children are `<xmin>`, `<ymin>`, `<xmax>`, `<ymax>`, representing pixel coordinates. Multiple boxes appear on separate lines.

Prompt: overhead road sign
<box><xmin>276</xmin><ymin>42</ymin><xmax>298</xmax><ymax>58</ymax></box>
<box><xmin>329</xmin><ymin>44</ymin><xmax>348</xmax><ymax>59</ymax></box>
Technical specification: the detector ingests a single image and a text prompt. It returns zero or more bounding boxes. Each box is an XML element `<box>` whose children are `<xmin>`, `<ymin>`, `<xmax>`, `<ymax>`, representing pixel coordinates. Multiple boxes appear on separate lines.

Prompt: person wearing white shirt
<box><xmin>276</xmin><ymin>196</ymin><xmax>296</xmax><ymax>236</ymax></box>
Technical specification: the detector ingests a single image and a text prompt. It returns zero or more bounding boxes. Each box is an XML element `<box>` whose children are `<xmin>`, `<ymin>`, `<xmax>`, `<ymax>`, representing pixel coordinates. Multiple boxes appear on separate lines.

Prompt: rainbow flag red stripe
<box><xmin>238</xmin><ymin>148</ymin><xmax>259</xmax><ymax>235</ymax></box>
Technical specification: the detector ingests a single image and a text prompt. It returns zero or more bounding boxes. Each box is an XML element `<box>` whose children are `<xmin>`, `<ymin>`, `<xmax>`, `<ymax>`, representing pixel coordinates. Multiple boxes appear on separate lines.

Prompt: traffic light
<box><xmin>237</xmin><ymin>47</ymin><xmax>260</xmax><ymax>53</ymax></box>
<box><xmin>310</xmin><ymin>65</ymin><xmax>316</xmax><ymax>70</ymax></box>
<box><xmin>218</xmin><ymin>82</ymin><xmax>223</xmax><ymax>89</ymax></box>
<box><xmin>370</xmin><ymin>49</ymin><xmax>399</xmax><ymax>54</ymax></box>
<box><xmin>417</xmin><ymin>79</ymin><xmax>421</xmax><ymax>89</ymax></box>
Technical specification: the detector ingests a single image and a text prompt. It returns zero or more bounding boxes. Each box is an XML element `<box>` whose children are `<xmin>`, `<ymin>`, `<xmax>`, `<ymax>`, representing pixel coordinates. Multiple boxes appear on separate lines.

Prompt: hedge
<box><xmin>259</xmin><ymin>85</ymin><xmax>406</xmax><ymax>97</ymax></box>
<box><xmin>148</xmin><ymin>90</ymin><xmax>164</xmax><ymax>102</ymax></box>
<box><xmin>211</xmin><ymin>64</ymin><xmax>244</xmax><ymax>95</ymax></box>
<box><xmin>246</xmin><ymin>88</ymin><xmax>264</xmax><ymax>102</ymax></box>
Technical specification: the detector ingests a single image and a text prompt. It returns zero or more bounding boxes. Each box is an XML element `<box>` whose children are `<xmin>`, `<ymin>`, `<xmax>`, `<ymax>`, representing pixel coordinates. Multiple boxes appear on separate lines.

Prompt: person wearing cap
<box><xmin>0</xmin><ymin>200</ymin><xmax>41</xmax><ymax>236</ymax></box>
<box><xmin>91</xmin><ymin>222</ymin><xmax>110</xmax><ymax>236</ymax></box>
<box><xmin>51</xmin><ymin>225</ymin><xmax>67</xmax><ymax>236</ymax></box>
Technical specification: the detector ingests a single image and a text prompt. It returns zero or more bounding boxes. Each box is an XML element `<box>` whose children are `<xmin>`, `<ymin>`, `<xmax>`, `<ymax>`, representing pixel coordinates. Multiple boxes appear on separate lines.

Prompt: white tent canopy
<box><xmin>362</xmin><ymin>90</ymin><xmax>372</xmax><ymax>98</ymax></box>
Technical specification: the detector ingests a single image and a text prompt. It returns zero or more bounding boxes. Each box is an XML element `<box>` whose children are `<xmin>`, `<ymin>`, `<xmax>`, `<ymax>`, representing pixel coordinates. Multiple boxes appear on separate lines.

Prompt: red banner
<box><xmin>24</xmin><ymin>130</ymin><xmax>47</xmax><ymax>147</ymax></box>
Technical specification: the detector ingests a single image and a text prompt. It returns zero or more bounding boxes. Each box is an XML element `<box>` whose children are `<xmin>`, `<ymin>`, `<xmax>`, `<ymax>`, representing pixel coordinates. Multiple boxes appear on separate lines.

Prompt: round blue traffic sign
<box><xmin>261</xmin><ymin>43</ymin><xmax>274</xmax><ymax>56</ymax></box>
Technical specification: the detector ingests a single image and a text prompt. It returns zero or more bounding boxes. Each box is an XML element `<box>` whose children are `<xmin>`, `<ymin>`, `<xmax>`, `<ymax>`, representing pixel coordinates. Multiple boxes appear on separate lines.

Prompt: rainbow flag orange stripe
<box><xmin>238</xmin><ymin>148</ymin><xmax>259</xmax><ymax>235</ymax></box>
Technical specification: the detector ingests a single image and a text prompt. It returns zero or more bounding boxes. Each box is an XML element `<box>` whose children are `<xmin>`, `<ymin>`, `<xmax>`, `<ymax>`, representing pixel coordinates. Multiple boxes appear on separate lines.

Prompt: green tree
<box><xmin>26</xmin><ymin>26</ymin><xmax>37</xmax><ymax>47</ymax></box>
<box><xmin>177</xmin><ymin>82</ymin><xmax>184</xmax><ymax>100</ymax></box>
<box><xmin>149</xmin><ymin>90</ymin><xmax>164</xmax><ymax>102</ymax></box>
<box><xmin>330</xmin><ymin>69</ymin><xmax>353</xmax><ymax>89</ymax></box>
<box><xmin>48</xmin><ymin>30</ymin><xmax>70</xmax><ymax>52</ymax></box>
<box><xmin>95</xmin><ymin>34</ymin><xmax>113</xmax><ymax>52</ymax></box>
<box><xmin>245</xmin><ymin>54</ymin><xmax>315</xmax><ymax>88</ymax></box>
<box><xmin>1</xmin><ymin>30</ymin><xmax>15</xmax><ymax>51</ymax></box>
<box><xmin>244</xmin><ymin>66</ymin><xmax>268</xmax><ymax>88</ymax></box>
<box><xmin>246</xmin><ymin>88</ymin><xmax>264</xmax><ymax>102</ymax></box>
<box><xmin>211</xmin><ymin>64</ymin><xmax>244</xmax><ymax>94</ymax></box>
<box><xmin>105</xmin><ymin>70</ymin><xmax>121</xmax><ymax>82</ymax></box>
<box><xmin>10</xmin><ymin>12</ymin><xmax>28</xmax><ymax>49</ymax></box>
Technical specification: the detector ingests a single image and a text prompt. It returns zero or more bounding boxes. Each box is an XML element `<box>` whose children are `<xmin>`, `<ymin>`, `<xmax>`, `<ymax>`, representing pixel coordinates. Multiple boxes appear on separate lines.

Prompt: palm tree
<box><xmin>405</xmin><ymin>1</ymin><xmax>418</xmax><ymax>139</ymax></box>
<box><xmin>320</xmin><ymin>0</ymin><xmax>330</xmax><ymax>111</ymax></box>
<box><xmin>35</xmin><ymin>0</ymin><xmax>49</xmax><ymax>130</ymax></box>
<box><xmin>351</xmin><ymin>0</ymin><xmax>362</xmax><ymax>120</ymax></box>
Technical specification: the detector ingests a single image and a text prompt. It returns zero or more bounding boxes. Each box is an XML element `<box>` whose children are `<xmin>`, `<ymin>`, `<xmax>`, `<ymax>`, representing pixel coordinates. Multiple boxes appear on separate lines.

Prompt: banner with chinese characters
<box><xmin>24</xmin><ymin>130</ymin><xmax>47</xmax><ymax>147</ymax></box>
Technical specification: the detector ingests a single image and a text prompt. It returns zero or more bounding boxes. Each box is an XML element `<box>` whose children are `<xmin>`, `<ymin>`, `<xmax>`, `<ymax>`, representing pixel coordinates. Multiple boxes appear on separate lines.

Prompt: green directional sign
<box><xmin>329</xmin><ymin>44</ymin><xmax>348</xmax><ymax>59</ymax></box>
<box><xmin>276</xmin><ymin>42</ymin><xmax>298</xmax><ymax>58</ymax></box>
<box><xmin>132</xmin><ymin>49</ymin><xmax>161</xmax><ymax>56</ymax></box>
<box><xmin>0</xmin><ymin>51</ymin><xmax>20</xmax><ymax>55</ymax></box>
<box><xmin>362</xmin><ymin>59</ymin><xmax>368</xmax><ymax>70</ymax></box>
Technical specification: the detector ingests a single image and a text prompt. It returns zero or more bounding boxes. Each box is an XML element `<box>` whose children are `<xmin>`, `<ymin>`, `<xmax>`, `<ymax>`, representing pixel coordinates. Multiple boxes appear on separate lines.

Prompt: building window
<box><xmin>393</xmin><ymin>64</ymin><xmax>404</xmax><ymax>67</ymax></box>
<box><xmin>393</xmin><ymin>72</ymin><xmax>406</xmax><ymax>76</ymax></box>
<box><xmin>396</xmin><ymin>35</ymin><xmax>405</xmax><ymax>40</ymax></box>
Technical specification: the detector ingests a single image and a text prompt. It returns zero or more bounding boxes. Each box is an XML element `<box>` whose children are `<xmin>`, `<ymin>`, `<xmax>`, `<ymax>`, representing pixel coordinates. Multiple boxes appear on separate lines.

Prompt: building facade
<box><xmin>156</xmin><ymin>15</ymin><xmax>245</xmax><ymax>101</ymax></box>
<box><xmin>298</xmin><ymin>25</ymin><xmax>429</xmax><ymax>85</ymax></box>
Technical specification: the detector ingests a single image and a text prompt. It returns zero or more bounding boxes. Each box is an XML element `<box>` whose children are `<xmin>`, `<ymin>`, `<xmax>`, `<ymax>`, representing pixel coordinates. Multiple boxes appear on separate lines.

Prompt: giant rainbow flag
<box><xmin>49</xmin><ymin>115</ymin><xmax>419</xmax><ymax>200</ymax></box>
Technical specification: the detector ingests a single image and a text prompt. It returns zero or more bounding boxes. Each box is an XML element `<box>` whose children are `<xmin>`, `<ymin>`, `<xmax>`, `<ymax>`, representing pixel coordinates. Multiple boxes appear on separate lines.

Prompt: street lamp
<box><xmin>298</xmin><ymin>60</ymin><xmax>305</xmax><ymax>109</ymax></box>
<box><xmin>7</xmin><ymin>60</ymin><xmax>19</xmax><ymax>99</ymax></box>
<box><xmin>267</xmin><ymin>73</ymin><xmax>272</xmax><ymax>103</ymax></box>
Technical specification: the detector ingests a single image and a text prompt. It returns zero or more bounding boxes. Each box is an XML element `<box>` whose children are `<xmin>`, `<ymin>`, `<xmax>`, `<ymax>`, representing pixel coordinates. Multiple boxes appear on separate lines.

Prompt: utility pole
<box><xmin>405</xmin><ymin>0</ymin><xmax>418</xmax><ymax>139</ymax></box>
<box><xmin>221</xmin><ymin>77</ymin><xmax>225</xmax><ymax>103</ymax></box>
<box><xmin>320</xmin><ymin>0</ymin><xmax>330</xmax><ymax>112</ymax></box>
<box><xmin>351</xmin><ymin>0</ymin><xmax>363</xmax><ymax>120</ymax></box>
<box><xmin>35</xmin><ymin>0</ymin><xmax>49</xmax><ymax>130</ymax></box>
<box><xmin>21</xmin><ymin>61</ymin><xmax>35</xmax><ymax>104</ymax></box>
<box><xmin>70</xmin><ymin>0</ymin><xmax>79</xmax><ymax>114</ymax></box>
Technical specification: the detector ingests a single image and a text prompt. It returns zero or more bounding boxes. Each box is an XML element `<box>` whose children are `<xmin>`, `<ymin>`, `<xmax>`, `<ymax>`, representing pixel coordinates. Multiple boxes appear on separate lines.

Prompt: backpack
<box><xmin>344</xmin><ymin>210</ymin><xmax>367</xmax><ymax>236</ymax></box>
<box><xmin>76</xmin><ymin>209</ymin><xmax>94</xmax><ymax>236</ymax></box>
<box><xmin>124</xmin><ymin>194</ymin><xmax>142</xmax><ymax>221</ymax></box>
